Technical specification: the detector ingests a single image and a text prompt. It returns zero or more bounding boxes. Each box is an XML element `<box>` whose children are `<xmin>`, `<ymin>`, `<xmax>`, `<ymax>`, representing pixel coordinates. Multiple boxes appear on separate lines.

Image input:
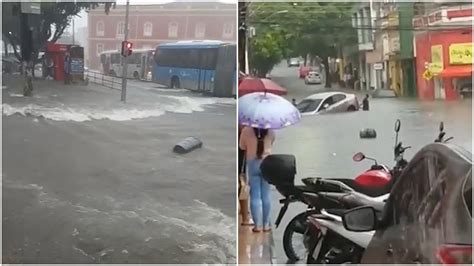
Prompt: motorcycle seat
<box><xmin>304</xmin><ymin>177</ymin><xmax>392</xmax><ymax>197</ymax></box>
<box><xmin>318</xmin><ymin>191</ymin><xmax>386</xmax><ymax>212</ymax></box>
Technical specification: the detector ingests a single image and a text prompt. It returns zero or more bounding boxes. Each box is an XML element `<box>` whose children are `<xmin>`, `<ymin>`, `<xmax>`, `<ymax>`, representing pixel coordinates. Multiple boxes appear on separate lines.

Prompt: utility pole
<box><xmin>238</xmin><ymin>1</ymin><xmax>247</xmax><ymax>74</ymax></box>
<box><xmin>121</xmin><ymin>0</ymin><xmax>130</xmax><ymax>102</ymax></box>
<box><xmin>72</xmin><ymin>17</ymin><xmax>75</xmax><ymax>45</ymax></box>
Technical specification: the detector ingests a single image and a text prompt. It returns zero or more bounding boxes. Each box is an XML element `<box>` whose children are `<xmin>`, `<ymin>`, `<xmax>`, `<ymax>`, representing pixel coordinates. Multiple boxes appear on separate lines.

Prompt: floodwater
<box><xmin>2</xmin><ymin>76</ymin><xmax>236</xmax><ymax>263</ymax></box>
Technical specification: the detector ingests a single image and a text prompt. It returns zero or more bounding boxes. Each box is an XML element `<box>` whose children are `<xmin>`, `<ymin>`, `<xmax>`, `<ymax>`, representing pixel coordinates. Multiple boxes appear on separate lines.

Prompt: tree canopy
<box><xmin>2</xmin><ymin>2</ymin><xmax>115</xmax><ymax>61</ymax></box>
<box><xmin>245</xmin><ymin>1</ymin><xmax>358</xmax><ymax>83</ymax></box>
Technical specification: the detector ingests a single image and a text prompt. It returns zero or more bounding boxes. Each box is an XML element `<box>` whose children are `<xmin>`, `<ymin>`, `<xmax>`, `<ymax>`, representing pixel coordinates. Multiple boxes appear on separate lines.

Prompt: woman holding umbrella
<box><xmin>240</xmin><ymin>125</ymin><xmax>275</xmax><ymax>232</ymax></box>
<box><xmin>239</xmin><ymin>91</ymin><xmax>301</xmax><ymax>233</ymax></box>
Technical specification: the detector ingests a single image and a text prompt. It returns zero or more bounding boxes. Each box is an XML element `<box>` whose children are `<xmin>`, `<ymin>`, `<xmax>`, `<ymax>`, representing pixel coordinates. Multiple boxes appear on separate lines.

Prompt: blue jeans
<box><xmin>247</xmin><ymin>159</ymin><xmax>271</xmax><ymax>228</ymax></box>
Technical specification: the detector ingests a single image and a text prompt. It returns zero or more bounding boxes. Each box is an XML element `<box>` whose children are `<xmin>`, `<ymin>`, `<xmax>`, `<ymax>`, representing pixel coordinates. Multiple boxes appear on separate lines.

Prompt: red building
<box><xmin>413</xmin><ymin>5</ymin><xmax>473</xmax><ymax>101</ymax></box>
<box><xmin>87</xmin><ymin>2</ymin><xmax>236</xmax><ymax>70</ymax></box>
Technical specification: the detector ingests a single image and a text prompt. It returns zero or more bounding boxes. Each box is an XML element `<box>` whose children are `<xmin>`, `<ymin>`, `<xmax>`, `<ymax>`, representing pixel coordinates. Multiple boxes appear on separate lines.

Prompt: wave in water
<box><xmin>4</xmin><ymin>180</ymin><xmax>235</xmax><ymax>263</ymax></box>
<box><xmin>2</xmin><ymin>96</ymin><xmax>235</xmax><ymax>122</ymax></box>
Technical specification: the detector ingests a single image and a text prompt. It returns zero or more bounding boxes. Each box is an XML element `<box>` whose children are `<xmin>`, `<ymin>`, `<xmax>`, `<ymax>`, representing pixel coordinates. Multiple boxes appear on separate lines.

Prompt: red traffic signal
<box><xmin>121</xmin><ymin>41</ymin><xmax>133</xmax><ymax>57</ymax></box>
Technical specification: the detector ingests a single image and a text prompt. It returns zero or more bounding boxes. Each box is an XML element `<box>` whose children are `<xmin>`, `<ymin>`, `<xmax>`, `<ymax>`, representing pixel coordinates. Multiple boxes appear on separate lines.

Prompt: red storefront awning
<box><xmin>439</xmin><ymin>65</ymin><xmax>473</xmax><ymax>78</ymax></box>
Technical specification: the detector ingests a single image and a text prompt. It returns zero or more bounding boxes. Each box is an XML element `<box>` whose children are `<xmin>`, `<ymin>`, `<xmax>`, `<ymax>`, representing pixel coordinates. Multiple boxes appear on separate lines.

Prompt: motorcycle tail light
<box><xmin>436</xmin><ymin>244</ymin><xmax>473</xmax><ymax>264</ymax></box>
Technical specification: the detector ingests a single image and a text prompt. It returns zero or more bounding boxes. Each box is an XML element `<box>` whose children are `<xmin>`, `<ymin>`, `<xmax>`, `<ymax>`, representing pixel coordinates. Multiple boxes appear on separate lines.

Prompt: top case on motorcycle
<box><xmin>260</xmin><ymin>154</ymin><xmax>296</xmax><ymax>191</ymax></box>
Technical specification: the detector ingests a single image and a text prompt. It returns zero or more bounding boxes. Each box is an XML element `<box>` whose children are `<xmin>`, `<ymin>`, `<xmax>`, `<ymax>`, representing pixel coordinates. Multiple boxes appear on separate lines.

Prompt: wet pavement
<box><xmin>2</xmin><ymin>76</ymin><xmax>236</xmax><ymax>263</ymax></box>
<box><xmin>239</xmin><ymin>63</ymin><xmax>472</xmax><ymax>264</ymax></box>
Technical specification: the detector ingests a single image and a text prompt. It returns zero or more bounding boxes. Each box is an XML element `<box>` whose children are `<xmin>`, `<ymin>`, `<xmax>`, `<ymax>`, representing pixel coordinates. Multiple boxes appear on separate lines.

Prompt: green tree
<box><xmin>247</xmin><ymin>1</ymin><xmax>357</xmax><ymax>87</ymax></box>
<box><xmin>249</xmin><ymin>30</ymin><xmax>285</xmax><ymax>77</ymax></box>
<box><xmin>2</xmin><ymin>2</ymin><xmax>115</xmax><ymax>62</ymax></box>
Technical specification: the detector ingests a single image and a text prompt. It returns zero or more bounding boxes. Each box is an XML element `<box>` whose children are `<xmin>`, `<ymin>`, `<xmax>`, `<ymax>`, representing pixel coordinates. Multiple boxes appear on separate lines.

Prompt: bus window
<box><xmin>128</xmin><ymin>53</ymin><xmax>140</xmax><ymax>65</ymax></box>
<box><xmin>189</xmin><ymin>49</ymin><xmax>199</xmax><ymax>69</ymax></box>
<box><xmin>111</xmin><ymin>54</ymin><xmax>121</xmax><ymax>64</ymax></box>
<box><xmin>200</xmin><ymin>48</ymin><xmax>218</xmax><ymax>70</ymax></box>
<box><xmin>100</xmin><ymin>54</ymin><xmax>106</xmax><ymax>64</ymax></box>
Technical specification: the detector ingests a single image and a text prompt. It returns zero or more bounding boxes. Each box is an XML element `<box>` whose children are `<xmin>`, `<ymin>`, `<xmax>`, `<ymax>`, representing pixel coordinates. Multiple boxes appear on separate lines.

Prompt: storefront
<box><xmin>414</xmin><ymin>29</ymin><xmax>472</xmax><ymax>100</ymax></box>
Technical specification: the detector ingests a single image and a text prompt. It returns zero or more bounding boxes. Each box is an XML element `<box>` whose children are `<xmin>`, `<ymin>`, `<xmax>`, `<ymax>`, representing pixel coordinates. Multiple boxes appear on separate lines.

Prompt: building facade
<box><xmin>413</xmin><ymin>3</ymin><xmax>472</xmax><ymax>100</ymax></box>
<box><xmin>87</xmin><ymin>2</ymin><xmax>236</xmax><ymax>70</ymax></box>
<box><xmin>353</xmin><ymin>1</ymin><xmax>416</xmax><ymax>97</ymax></box>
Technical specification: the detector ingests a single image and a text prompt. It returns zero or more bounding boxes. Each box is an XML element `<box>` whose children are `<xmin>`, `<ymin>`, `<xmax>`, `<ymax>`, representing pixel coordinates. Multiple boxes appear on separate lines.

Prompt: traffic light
<box><xmin>121</xmin><ymin>41</ymin><xmax>133</xmax><ymax>57</ymax></box>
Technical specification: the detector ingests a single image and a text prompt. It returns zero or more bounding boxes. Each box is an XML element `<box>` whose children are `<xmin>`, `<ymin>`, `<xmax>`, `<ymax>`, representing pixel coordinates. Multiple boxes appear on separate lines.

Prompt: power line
<box><xmin>246</xmin><ymin>20</ymin><xmax>472</xmax><ymax>31</ymax></box>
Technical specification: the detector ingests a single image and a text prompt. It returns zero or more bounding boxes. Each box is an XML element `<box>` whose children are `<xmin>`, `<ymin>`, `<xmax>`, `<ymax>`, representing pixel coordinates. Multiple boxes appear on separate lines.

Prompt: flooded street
<box><xmin>2</xmin><ymin>77</ymin><xmax>236</xmax><ymax>263</ymax></box>
<box><xmin>266</xmin><ymin>63</ymin><xmax>472</xmax><ymax>263</ymax></box>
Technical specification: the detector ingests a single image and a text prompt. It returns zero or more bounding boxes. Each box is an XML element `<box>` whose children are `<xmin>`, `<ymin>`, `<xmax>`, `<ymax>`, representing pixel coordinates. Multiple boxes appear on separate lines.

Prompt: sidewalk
<box><xmin>238</xmin><ymin>217</ymin><xmax>275</xmax><ymax>264</ymax></box>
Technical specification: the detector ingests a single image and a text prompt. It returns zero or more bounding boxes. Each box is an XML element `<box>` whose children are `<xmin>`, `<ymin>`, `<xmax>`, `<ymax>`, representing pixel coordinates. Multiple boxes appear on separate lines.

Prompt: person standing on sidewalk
<box><xmin>238</xmin><ymin>125</ymin><xmax>252</xmax><ymax>226</ymax></box>
<box><xmin>64</xmin><ymin>52</ymin><xmax>71</xmax><ymax>84</ymax></box>
<box><xmin>239</xmin><ymin>126</ymin><xmax>275</xmax><ymax>233</ymax></box>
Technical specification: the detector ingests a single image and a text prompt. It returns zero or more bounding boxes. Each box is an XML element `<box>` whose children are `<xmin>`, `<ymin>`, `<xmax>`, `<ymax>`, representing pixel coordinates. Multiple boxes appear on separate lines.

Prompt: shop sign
<box><xmin>430</xmin><ymin>45</ymin><xmax>443</xmax><ymax>75</ymax></box>
<box><xmin>374</xmin><ymin>63</ymin><xmax>384</xmax><ymax>70</ymax></box>
<box><xmin>21</xmin><ymin>1</ymin><xmax>41</xmax><ymax>14</ymax></box>
<box><xmin>449</xmin><ymin>43</ymin><xmax>472</xmax><ymax>65</ymax></box>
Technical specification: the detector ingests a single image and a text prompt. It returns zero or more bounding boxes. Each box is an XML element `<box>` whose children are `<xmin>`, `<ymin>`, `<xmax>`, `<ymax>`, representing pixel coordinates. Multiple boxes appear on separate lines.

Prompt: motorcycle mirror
<box><xmin>439</xmin><ymin>121</ymin><xmax>444</xmax><ymax>132</ymax></box>
<box><xmin>353</xmin><ymin>152</ymin><xmax>365</xmax><ymax>162</ymax></box>
<box><xmin>395</xmin><ymin>119</ymin><xmax>401</xmax><ymax>132</ymax></box>
<box><xmin>342</xmin><ymin>206</ymin><xmax>377</xmax><ymax>232</ymax></box>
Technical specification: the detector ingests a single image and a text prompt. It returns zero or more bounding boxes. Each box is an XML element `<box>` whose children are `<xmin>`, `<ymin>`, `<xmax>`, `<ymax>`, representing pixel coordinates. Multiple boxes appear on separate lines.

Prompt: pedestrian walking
<box><xmin>292</xmin><ymin>98</ymin><xmax>297</xmax><ymax>106</ymax></box>
<box><xmin>362</xmin><ymin>94</ymin><xmax>370</xmax><ymax>111</ymax></box>
<box><xmin>238</xmin><ymin>125</ymin><xmax>252</xmax><ymax>227</ymax></box>
<box><xmin>64</xmin><ymin>52</ymin><xmax>71</xmax><ymax>84</ymax></box>
<box><xmin>239</xmin><ymin>126</ymin><xmax>275</xmax><ymax>233</ymax></box>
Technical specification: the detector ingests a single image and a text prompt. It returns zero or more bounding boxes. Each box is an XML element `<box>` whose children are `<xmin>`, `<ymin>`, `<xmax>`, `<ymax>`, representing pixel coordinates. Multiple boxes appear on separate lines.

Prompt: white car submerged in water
<box><xmin>296</xmin><ymin>92</ymin><xmax>359</xmax><ymax>115</ymax></box>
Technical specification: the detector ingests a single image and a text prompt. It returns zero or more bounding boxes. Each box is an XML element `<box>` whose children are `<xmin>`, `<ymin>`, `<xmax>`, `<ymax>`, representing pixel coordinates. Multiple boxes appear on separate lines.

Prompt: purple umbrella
<box><xmin>239</xmin><ymin>92</ymin><xmax>301</xmax><ymax>129</ymax></box>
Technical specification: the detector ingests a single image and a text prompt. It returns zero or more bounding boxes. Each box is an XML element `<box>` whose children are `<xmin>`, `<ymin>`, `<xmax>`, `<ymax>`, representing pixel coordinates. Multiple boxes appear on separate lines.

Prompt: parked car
<box><xmin>342</xmin><ymin>143</ymin><xmax>472</xmax><ymax>264</ymax></box>
<box><xmin>288</xmin><ymin>57</ymin><xmax>300</xmax><ymax>67</ymax></box>
<box><xmin>296</xmin><ymin>92</ymin><xmax>359</xmax><ymax>115</ymax></box>
<box><xmin>299</xmin><ymin>65</ymin><xmax>312</xmax><ymax>78</ymax></box>
<box><xmin>304</xmin><ymin>71</ymin><xmax>322</xmax><ymax>84</ymax></box>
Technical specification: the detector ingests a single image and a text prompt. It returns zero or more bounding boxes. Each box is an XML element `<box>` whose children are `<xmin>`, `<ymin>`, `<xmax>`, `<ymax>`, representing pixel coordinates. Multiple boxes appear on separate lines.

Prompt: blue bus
<box><xmin>153</xmin><ymin>40</ymin><xmax>236</xmax><ymax>97</ymax></box>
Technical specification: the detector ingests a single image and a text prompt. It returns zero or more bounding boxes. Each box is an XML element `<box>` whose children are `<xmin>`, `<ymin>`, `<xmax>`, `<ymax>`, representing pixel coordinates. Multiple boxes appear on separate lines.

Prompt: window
<box><xmin>155</xmin><ymin>48</ymin><xmax>217</xmax><ymax>69</ymax></box>
<box><xmin>332</xmin><ymin>94</ymin><xmax>347</xmax><ymax>103</ymax></box>
<box><xmin>296</xmin><ymin>99</ymin><xmax>322</xmax><ymax>113</ymax></box>
<box><xmin>391</xmin><ymin>158</ymin><xmax>429</xmax><ymax>225</ymax></box>
<box><xmin>96</xmin><ymin>21</ymin><xmax>104</xmax><ymax>36</ymax></box>
<box><xmin>96</xmin><ymin>43</ymin><xmax>104</xmax><ymax>56</ymax></box>
<box><xmin>319</xmin><ymin>97</ymin><xmax>335</xmax><ymax>111</ymax></box>
<box><xmin>168</xmin><ymin>22</ymin><xmax>178</xmax><ymax>38</ymax></box>
<box><xmin>144</xmin><ymin>22</ymin><xmax>152</xmax><ymax>37</ymax></box>
<box><xmin>463</xmin><ymin>172</ymin><xmax>472</xmax><ymax>217</ymax></box>
<box><xmin>199</xmin><ymin>48</ymin><xmax>218</xmax><ymax>69</ymax></box>
<box><xmin>127</xmin><ymin>53</ymin><xmax>141</xmax><ymax>64</ymax></box>
<box><xmin>117</xmin><ymin>22</ymin><xmax>125</xmax><ymax>37</ymax></box>
<box><xmin>195</xmin><ymin>23</ymin><xmax>206</xmax><ymax>38</ymax></box>
<box><xmin>110</xmin><ymin>54</ymin><xmax>121</xmax><ymax>64</ymax></box>
<box><xmin>223</xmin><ymin>23</ymin><xmax>233</xmax><ymax>38</ymax></box>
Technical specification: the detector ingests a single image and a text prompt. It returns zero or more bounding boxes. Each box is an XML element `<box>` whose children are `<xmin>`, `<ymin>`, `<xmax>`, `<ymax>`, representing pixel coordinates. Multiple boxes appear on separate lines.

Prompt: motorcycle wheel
<box><xmin>282</xmin><ymin>211</ymin><xmax>311</xmax><ymax>262</ymax></box>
